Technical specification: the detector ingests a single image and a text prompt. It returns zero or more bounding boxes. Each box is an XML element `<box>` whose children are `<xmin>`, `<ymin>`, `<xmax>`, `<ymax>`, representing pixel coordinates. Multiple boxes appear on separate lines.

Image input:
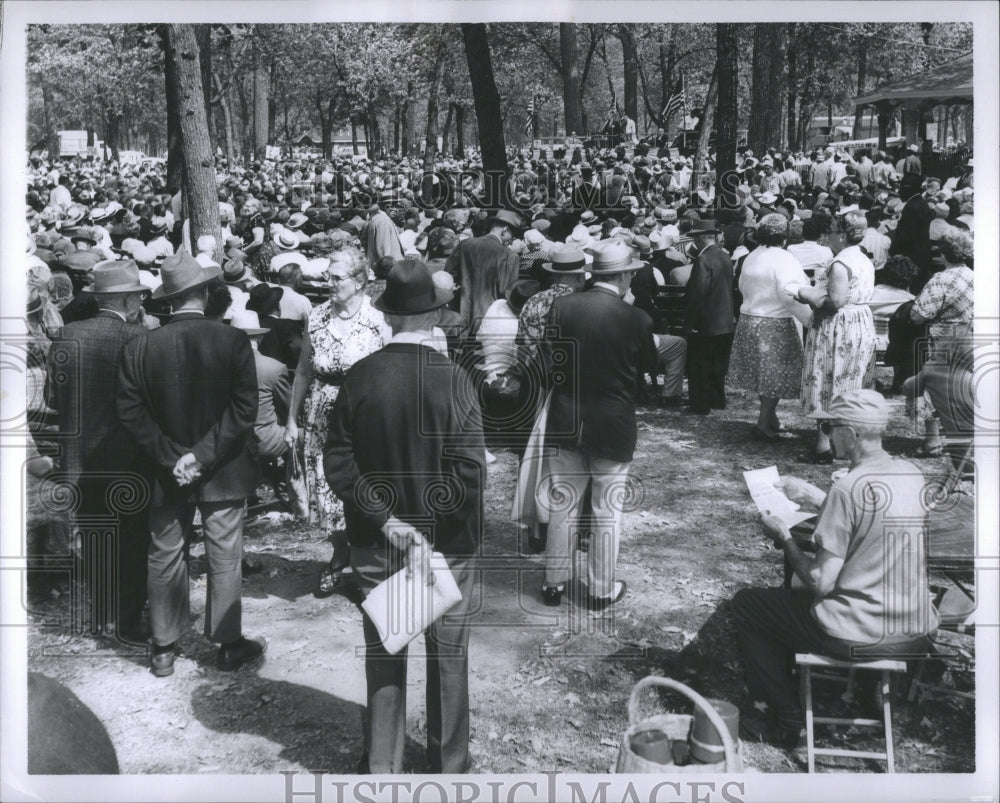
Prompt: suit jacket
<box><xmin>47</xmin><ymin>311</ymin><xmax>145</xmax><ymax>482</ymax></box>
<box><xmin>116</xmin><ymin>312</ymin><xmax>259</xmax><ymax>505</ymax></box>
<box><xmin>323</xmin><ymin>342</ymin><xmax>485</xmax><ymax>557</ymax></box>
<box><xmin>685</xmin><ymin>244</ymin><xmax>735</xmax><ymax>336</ymax></box>
<box><xmin>889</xmin><ymin>194</ymin><xmax>933</xmax><ymax>274</ymax></box>
<box><xmin>545</xmin><ymin>287</ymin><xmax>657</xmax><ymax>464</ymax></box>
<box><xmin>254</xmin><ymin>350</ymin><xmax>291</xmax><ymax>459</ymax></box>
<box><xmin>445</xmin><ymin>234</ymin><xmax>519</xmax><ymax>338</ymax></box>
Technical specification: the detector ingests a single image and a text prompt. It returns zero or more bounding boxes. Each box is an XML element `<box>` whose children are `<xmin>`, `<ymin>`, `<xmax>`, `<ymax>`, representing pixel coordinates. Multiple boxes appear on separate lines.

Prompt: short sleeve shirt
<box><xmin>811</xmin><ymin>454</ymin><xmax>939</xmax><ymax>643</ymax></box>
<box><xmin>913</xmin><ymin>265</ymin><xmax>974</xmax><ymax>342</ymax></box>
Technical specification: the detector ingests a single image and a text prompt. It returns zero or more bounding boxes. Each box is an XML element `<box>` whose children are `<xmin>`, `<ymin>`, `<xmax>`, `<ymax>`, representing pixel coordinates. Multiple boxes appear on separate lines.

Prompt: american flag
<box><xmin>524</xmin><ymin>95</ymin><xmax>534</xmax><ymax>136</ymax></box>
<box><xmin>662</xmin><ymin>85</ymin><xmax>685</xmax><ymax>121</ymax></box>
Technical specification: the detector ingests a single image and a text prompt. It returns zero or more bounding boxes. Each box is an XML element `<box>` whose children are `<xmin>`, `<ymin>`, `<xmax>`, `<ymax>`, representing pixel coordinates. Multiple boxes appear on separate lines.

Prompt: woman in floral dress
<box><xmin>285</xmin><ymin>247</ymin><xmax>390</xmax><ymax>595</ymax></box>
<box><xmin>796</xmin><ymin>211</ymin><xmax>877</xmax><ymax>461</ymax></box>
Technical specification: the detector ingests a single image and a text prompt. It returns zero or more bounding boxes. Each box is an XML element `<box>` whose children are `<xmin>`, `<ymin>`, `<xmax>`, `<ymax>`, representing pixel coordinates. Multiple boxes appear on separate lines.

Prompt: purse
<box><xmin>285</xmin><ymin>444</ymin><xmax>309</xmax><ymax>520</ymax></box>
<box><xmin>361</xmin><ymin>551</ymin><xmax>463</xmax><ymax>655</ymax></box>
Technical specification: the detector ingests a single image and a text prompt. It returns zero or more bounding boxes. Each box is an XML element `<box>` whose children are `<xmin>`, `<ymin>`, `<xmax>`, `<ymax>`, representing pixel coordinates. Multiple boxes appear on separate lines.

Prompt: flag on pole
<box><xmin>662</xmin><ymin>85</ymin><xmax>686</xmax><ymax>121</ymax></box>
<box><xmin>524</xmin><ymin>95</ymin><xmax>535</xmax><ymax>137</ymax></box>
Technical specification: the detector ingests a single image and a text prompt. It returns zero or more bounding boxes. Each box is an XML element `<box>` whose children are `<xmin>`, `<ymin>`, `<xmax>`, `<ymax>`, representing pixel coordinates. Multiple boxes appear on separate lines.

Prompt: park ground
<box><xmin>26</xmin><ymin>379</ymin><xmax>975</xmax><ymax>776</ymax></box>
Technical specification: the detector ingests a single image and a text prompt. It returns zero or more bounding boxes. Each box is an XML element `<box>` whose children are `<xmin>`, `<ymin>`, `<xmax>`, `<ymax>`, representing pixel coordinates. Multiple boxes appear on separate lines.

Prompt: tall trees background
<box><xmin>27</xmin><ymin>22</ymin><xmax>973</xmax><ymax>165</ymax></box>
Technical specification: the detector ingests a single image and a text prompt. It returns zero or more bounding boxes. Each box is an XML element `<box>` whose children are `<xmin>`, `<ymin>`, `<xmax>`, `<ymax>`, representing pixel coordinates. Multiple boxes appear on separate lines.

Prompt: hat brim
<box><xmin>590</xmin><ymin>257</ymin><xmax>644</xmax><ymax>275</ymax></box>
<box><xmin>373</xmin><ymin>287</ymin><xmax>453</xmax><ymax>316</ymax></box>
<box><xmin>151</xmin><ymin>267</ymin><xmax>220</xmax><ymax>300</ymax></box>
<box><xmin>81</xmin><ymin>283</ymin><xmax>152</xmax><ymax>295</ymax></box>
<box><xmin>235</xmin><ymin>327</ymin><xmax>268</xmax><ymax>337</ymax></box>
<box><xmin>541</xmin><ymin>262</ymin><xmax>588</xmax><ymax>274</ymax></box>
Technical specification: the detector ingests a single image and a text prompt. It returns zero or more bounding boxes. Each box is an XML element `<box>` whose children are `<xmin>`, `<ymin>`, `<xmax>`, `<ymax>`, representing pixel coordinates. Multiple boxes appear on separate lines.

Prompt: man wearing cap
<box><xmin>444</xmin><ymin>209</ymin><xmax>521</xmax><ymax>339</ymax></box>
<box><xmin>903</xmin><ymin>143</ymin><xmax>922</xmax><ymax>175</ymax></box>
<box><xmin>116</xmin><ymin>252</ymin><xmax>265</xmax><ymax>677</ymax></box>
<box><xmin>732</xmin><ymin>389</ymin><xmax>937</xmax><ymax>746</ymax></box>
<box><xmin>46</xmin><ymin>260</ymin><xmax>153</xmax><ymax>643</ymax></box>
<box><xmin>541</xmin><ymin>241</ymin><xmax>658</xmax><ymax>610</ymax></box>
<box><xmin>684</xmin><ymin>219</ymin><xmax>736</xmax><ymax>414</ymax></box>
<box><xmin>323</xmin><ymin>258</ymin><xmax>485</xmax><ymax>774</ymax></box>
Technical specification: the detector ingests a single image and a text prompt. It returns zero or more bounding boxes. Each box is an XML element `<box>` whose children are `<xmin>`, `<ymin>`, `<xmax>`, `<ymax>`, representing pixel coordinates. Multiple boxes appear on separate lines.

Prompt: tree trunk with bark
<box><xmin>213</xmin><ymin>73</ymin><xmax>235</xmax><ymax>166</ymax></box>
<box><xmin>403</xmin><ymin>81</ymin><xmax>414</xmax><ymax>156</ymax></box>
<box><xmin>454</xmin><ymin>103</ymin><xmax>465</xmax><ymax>157</ymax></box>
<box><xmin>785</xmin><ymin>24</ymin><xmax>798</xmax><ymax>151</ymax></box>
<box><xmin>715</xmin><ymin>24</ymin><xmax>739</xmax><ymax>208</ymax></box>
<box><xmin>166</xmin><ymin>24</ymin><xmax>221</xmax><ymax>261</ymax></box>
<box><xmin>693</xmin><ymin>65</ymin><xmax>717</xmax><ymax>197</ymax></box>
<box><xmin>161</xmin><ymin>25</ymin><xmax>185</xmax><ymax>194</ymax></box>
<box><xmin>424</xmin><ymin>37</ymin><xmax>447</xmax><ymax>172</ymax></box>
<box><xmin>852</xmin><ymin>39</ymin><xmax>868</xmax><ymax>139</ymax></box>
<box><xmin>461</xmin><ymin>23</ymin><xmax>509</xmax><ymax>209</ymax></box>
<box><xmin>251</xmin><ymin>32</ymin><xmax>270</xmax><ymax>162</ymax></box>
<box><xmin>618</xmin><ymin>24</ymin><xmax>639</xmax><ymax>122</ymax></box>
<box><xmin>351</xmin><ymin>117</ymin><xmax>359</xmax><ymax>155</ymax></box>
<box><xmin>559</xmin><ymin>23</ymin><xmax>584</xmax><ymax>136</ymax></box>
<box><xmin>196</xmin><ymin>25</ymin><xmax>213</xmax><ymax>153</ymax></box>
<box><xmin>748</xmin><ymin>24</ymin><xmax>786</xmax><ymax>155</ymax></box>
<box><xmin>42</xmin><ymin>83</ymin><xmax>60</xmax><ymax>159</ymax></box>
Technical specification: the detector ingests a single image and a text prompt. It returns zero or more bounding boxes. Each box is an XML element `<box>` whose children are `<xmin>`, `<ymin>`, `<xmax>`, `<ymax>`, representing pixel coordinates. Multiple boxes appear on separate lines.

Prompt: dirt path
<box><xmin>27</xmin><ymin>386</ymin><xmax>975</xmax><ymax>775</ymax></box>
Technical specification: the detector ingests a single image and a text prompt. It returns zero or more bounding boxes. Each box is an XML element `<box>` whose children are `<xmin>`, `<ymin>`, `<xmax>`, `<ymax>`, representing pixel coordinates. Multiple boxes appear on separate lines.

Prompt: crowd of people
<box><xmin>23</xmin><ymin>135</ymin><xmax>975</xmax><ymax>770</ymax></box>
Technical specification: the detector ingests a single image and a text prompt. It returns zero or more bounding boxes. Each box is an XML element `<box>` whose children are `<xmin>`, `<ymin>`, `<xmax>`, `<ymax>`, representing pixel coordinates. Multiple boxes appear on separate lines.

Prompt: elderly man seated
<box><xmin>732</xmin><ymin>389</ymin><xmax>938</xmax><ymax>746</ymax></box>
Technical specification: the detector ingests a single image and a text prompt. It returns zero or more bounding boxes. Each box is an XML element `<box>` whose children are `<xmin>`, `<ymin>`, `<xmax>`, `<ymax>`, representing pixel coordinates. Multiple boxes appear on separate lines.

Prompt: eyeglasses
<box><xmin>326</xmin><ymin>274</ymin><xmax>355</xmax><ymax>284</ymax></box>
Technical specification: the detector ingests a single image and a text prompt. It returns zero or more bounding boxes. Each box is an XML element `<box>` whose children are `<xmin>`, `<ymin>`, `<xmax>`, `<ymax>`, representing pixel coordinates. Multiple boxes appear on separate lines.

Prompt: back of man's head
<box><xmin>277</xmin><ymin>263</ymin><xmax>302</xmax><ymax>288</ymax></box>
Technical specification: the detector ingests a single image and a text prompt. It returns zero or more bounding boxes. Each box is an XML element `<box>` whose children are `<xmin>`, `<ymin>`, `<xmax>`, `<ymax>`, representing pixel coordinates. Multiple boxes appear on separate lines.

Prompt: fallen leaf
<box><xmin>530</xmin><ymin>735</ymin><xmax>543</xmax><ymax>753</ymax></box>
<box><xmin>564</xmin><ymin>692</ymin><xmax>581</xmax><ymax>705</ymax></box>
<box><xmin>532</xmin><ymin>675</ymin><xmax>551</xmax><ymax>687</ymax></box>
<box><xmin>569</xmin><ymin>719</ymin><xmax>583</xmax><ymax>730</ymax></box>
<box><xmin>661</xmin><ymin>625</ymin><xmax>683</xmax><ymax>634</ymax></box>
<box><xmin>600</xmin><ymin>737</ymin><xmax>618</xmax><ymax>748</ymax></box>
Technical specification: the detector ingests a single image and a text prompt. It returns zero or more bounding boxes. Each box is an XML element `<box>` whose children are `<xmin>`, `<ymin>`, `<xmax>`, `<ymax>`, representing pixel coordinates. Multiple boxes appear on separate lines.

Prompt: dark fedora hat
<box><xmin>246</xmin><ymin>283</ymin><xmax>284</xmax><ymax>317</ymax></box>
<box><xmin>151</xmin><ymin>252</ymin><xmax>221</xmax><ymax>300</ymax></box>
<box><xmin>688</xmin><ymin>219</ymin><xmax>720</xmax><ymax>235</ymax></box>
<box><xmin>81</xmin><ymin>259</ymin><xmax>151</xmax><ymax>295</ymax></box>
<box><xmin>541</xmin><ymin>245</ymin><xmax>588</xmax><ymax>275</ymax></box>
<box><xmin>505</xmin><ymin>279</ymin><xmax>541</xmax><ymax>314</ymax></box>
<box><xmin>485</xmin><ymin>209</ymin><xmax>524</xmax><ymax>234</ymax></box>
<box><xmin>373</xmin><ymin>257</ymin><xmax>452</xmax><ymax>316</ymax></box>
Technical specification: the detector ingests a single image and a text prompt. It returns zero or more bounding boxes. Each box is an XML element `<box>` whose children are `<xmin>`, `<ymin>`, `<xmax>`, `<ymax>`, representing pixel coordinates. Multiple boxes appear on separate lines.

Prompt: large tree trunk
<box><xmin>461</xmin><ymin>23</ymin><xmax>509</xmax><ymax>209</ymax></box>
<box><xmin>618</xmin><ymin>24</ymin><xmax>639</xmax><ymax>122</ymax></box>
<box><xmin>42</xmin><ymin>83</ymin><xmax>60</xmax><ymax>159</ymax></box>
<box><xmin>351</xmin><ymin>117</ymin><xmax>359</xmax><ymax>155</ymax></box>
<box><xmin>393</xmin><ymin>104</ymin><xmax>401</xmax><ymax>154</ymax></box>
<box><xmin>423</xmin><ymin>37</ymin><xmax>447</xmax><ymax>172</ymax></box>
<box><xmin>161</xmin><ymin>25</ymin><xmax>185</xmax><ymax>194</ymax></box>
<box><xmin>166</xmin><ymin>24</ymin><xmax>221</xmax><ymax>262</ymax></box>
<box><xmin>454</xmin><ymin>103</ymin><xmax>465</xmax><ymax>157</ymax></box>
<box><xmin>715</xmin><ymin>24</ymin><xmax>739</xmax><ymax>208</ymax></box>
<box><xmin>403</xmin><ymin>80</ymin><xmax>414</xmax><ymax>156</ymax></box>
<box><xmin>235</xmin><ymin>72</ymin><xmax>251</xmax><ymax>165</ymax></box>
<box><xmin>785</xmin><ymin>24</ymin><xmax>798</xmax><ymax>151</ymax></box>
<box><xmin>559</xmin><ymin>23</ymin><xmax>584</xmax><ymax>136</ymax></box>
<box><xmin>251</xmin><ymin>32</ymin><xmax>270</xmax><ymax>162</ymax></box>
<box><xmin>692</xmin><ymin>65</ymin><xmax>717</xmax><ymax>197</ymax></box>
<box><xmin>441</xmin><ymin>102</ymin><xmax>455</xmax><ymax>154</ymax></box>
<box><xmin>852</xmin><ymin>39</ymin><xmax>868</xmax><ymax>139</ymax></box>
<box><xmin>196</xmin><ymin>25</ymin><xmax>213</xmax><ymax>153</ymax></box>
<box><xmin>213</xmin><ymin>72</ymin><xmax>235</xmax><ymax>166</ymax></box>
<box><xmin>368</xmin><ymin>102</ymin><xmax>382</xmax><ymax>156</ymax></box>
<box><xmin>748</xmin><ymin>24</ymin><xmax>785</xmax><ymax>155</ymax></box>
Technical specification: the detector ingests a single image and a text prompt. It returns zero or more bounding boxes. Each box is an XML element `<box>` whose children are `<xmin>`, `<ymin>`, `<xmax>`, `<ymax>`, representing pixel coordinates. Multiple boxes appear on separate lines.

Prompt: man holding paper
<box><xmin>732</xmin><ymin>389</ymin><xmax>938</xmax><ymax>747</ymax></box>
<box><xmin>324</xmin><ymin>257</ymin><xmax>485</xmax><ymax>774</ymax></box>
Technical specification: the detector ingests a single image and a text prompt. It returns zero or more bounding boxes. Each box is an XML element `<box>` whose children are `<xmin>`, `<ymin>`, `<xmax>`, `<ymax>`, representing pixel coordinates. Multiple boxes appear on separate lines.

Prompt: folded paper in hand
<box><xmin>743</xmin><ymin>465</ymin><xmax>816</xmax><ymax>528</ymax></box>
<box><xmin>361</xmin><ymin>552</ymin><xmax>462</xmax><ymax>655</ymax></box>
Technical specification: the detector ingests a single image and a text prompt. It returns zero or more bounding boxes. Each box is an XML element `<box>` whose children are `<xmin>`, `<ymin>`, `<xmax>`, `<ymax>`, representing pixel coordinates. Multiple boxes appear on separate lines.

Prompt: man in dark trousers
<box><xmin>444</xmin><ymin>209</ymin><xmax>521</xmax><ymax>339</ymax></box>
<box><xmin>684</xmin><ymin>220</ymin><xmax>735</xmax><ymax>414</ymax></box>
<box><xmin>116</xmin><ymin>252</ymin><xmax>265</xmax><ymax>677</ymax></box>
<box><xmin>889</xmin><ymin>172</ymin><xmax>934</xmax><ymax>291</ymax></box>
<box><xmin>46</xmin><ymin>259</ymin><xmax>152</xmax><ymax>642</ymax></box>
<box><xmin>324</xmin><ymin>258</ymin><xmax>484</xmax><ymax>774</ymax></box>
<box><xmin>541</xmin><ymin>241</ymin><xmax>658</xmax><ymax>610</ymax></box>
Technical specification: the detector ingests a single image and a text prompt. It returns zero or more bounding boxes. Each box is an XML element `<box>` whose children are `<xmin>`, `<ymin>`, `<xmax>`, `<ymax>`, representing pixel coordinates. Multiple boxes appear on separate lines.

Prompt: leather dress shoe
<box><xmin>151</xmin><ymin>645</ymin><xmax>176</xmax><ymax>677</ymax></box>
<box><xmin>217</xmin><ymin>636</ymin><xmax>267</xmax><ymax>671</ymax></box>
<box><xmin>541</xmin><ymin>584</ymin><xmax>564</xmax><ymax>607</ymax></box>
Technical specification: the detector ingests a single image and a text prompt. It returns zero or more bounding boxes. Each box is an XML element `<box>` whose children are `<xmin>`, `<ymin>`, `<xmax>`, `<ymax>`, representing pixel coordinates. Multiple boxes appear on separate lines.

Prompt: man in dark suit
<box><xmin>684</xmin><ymin>220</ymin><xmax>735</xmax><ymax>414</ymax></box>
<box><xmin>117</xmin><ymin>252</ymin><xmax>265</xmax><ymax>677</ymax></box>
<box><xmin>444</xmin><ymin>209</ymin><xmax>521</xmax><ymax>339</ymax></box>
<box><xmin>46</xmin><ymin>260</ymin><xmax>152</xmax><ymax>642</ymax></box>
<box><xmin>889</xmin><ymin>173</ymin><xmax>934</xmax><ymax>290</ymax></box>
<box><xmin>324</xmin><ymin>258</ymin><xmax>485</xmax><ymax>774</ymax></box>
<box><xmin>542</xmin><ymin>241</ymin><xmax>658</xmax><ymax>610</ymax></box>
